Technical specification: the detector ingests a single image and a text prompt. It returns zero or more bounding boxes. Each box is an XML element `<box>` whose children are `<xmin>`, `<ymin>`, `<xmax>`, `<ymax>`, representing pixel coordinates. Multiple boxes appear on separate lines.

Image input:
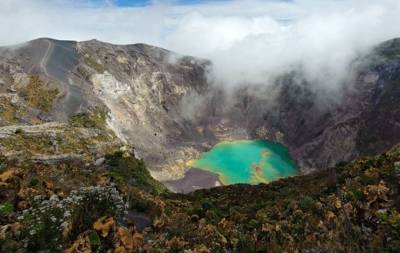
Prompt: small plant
<box><xmin>89</xmin><ymin>231</ymin><xmax>101</xmax><ymax>247</ymax></box>
<box><xmin>20</xmin><ymin>186</ymin><xmax>125</xmax><ymax>252</ymax></box>
<box><xmin>69</xmin><ymin>108</ymin><xmax>107</xmax><ymax>129</ymax></box>
<box><xmin>299</xmin><ymin>196</ymin><xmax>314</xmax><ymax>210</ymax></box>
<box><xmin>129</xmin><ymin>197</ymin><xmax>150</xmax><ymax>213</ymax></box>
<box><xmin>0</xmin><ymin>201</ymin><xmax>14</xmax><ymax>216</ymax></box>
<box><xmin>15</xmin><ymin>128</ymin><xmax>24</xmax><ymax>134</ymax></box>
<box><xmin>351</xmin><ymin>190</ymin><xmax>364</xmax><ymax>201</ymax></box>
<box><xmin>29</xmin><ymin>177</ymin><xmax>40</xmax><ymax>187</ymax></box>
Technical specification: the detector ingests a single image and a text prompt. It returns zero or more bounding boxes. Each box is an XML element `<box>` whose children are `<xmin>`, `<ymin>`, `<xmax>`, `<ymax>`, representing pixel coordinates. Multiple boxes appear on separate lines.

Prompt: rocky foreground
<box><xmin>0</xmin><ymin>116</ymin><xmax>399</xmax><ymax>252</ymax></box>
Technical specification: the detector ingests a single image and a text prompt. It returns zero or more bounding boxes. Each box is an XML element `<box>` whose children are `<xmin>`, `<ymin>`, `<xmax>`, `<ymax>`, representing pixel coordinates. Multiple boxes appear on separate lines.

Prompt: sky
<box><xmin>114</xmin><ymin>0</ymin><xmax>152</xmax><ymax>6</ymax></box>
<box><xmin>1</xmin><ymin>0</ymin><xmax>400</xmax><ymax>91</ymax></box>
<box><xmin>114</xmin><ymin>0</ymin><xmax>218</xmax><ymax>6</ymax></box>
<box><xmin>105</xmin><ymin>0</ymin><xmax>230</xmax><ymax>7</ymax></box>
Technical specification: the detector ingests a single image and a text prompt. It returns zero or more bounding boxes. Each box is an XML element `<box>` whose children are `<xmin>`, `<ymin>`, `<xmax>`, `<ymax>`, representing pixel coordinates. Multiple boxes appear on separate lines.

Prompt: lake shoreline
<box><xmin>163</xmin><ymin>168</ymin><xmax>223</xmax><ymax>194</ymax></box>
<box><xmin>190</xmin><ymin>139</ymin><xmax>298</xmax><ymax>185</ymax></box>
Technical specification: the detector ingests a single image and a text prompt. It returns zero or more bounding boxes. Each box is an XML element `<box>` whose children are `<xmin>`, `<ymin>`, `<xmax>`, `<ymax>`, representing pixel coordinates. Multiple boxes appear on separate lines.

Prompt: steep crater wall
<box><xmin>1</xmin><ymin>38</ymin><xmax>400</xmax><ymax>190</ymax></box>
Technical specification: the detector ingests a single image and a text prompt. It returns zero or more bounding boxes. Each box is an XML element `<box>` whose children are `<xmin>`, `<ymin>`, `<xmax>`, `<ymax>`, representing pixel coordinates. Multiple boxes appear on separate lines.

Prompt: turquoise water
<box><xmin>189</xmin><ymin>140</ymin><xmax>298</xmax><ymax>185</ymax></box>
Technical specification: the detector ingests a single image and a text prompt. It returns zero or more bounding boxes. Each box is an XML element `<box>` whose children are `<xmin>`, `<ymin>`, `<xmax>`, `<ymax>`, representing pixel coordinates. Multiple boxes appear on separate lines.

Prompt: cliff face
<box><xmin>271</xmin><ymin>39</ymin><xmax>400</xmax><ymax>171</ymax></box>
<box><xmin>0</xmin><ymin>38</ymin><xmax>212</xmax><ymax>181</ymax></box>
<box><xmin>0</xmin><ymin>38</ymin><xmax>399</xmax><ymax>184</ymax></box>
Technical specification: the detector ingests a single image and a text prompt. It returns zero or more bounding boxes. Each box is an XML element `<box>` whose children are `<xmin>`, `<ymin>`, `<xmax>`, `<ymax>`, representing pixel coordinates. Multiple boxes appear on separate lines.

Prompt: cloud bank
<box><xmin>1</xmin><ymin>0</ymin><xmax>400</xmax><ymax>89</ymax></box>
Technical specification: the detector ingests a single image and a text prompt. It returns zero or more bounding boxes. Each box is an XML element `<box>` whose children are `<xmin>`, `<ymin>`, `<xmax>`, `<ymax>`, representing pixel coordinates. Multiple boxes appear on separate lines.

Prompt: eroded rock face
<box><xmin>264</xmin><ymin>40</ymin><xmax>400</xmax><ymax>171</ymax></box>
<box><xmin>0</xmin><ymin>38</ymin><xmax>399</xmax><ymax>185</ymax></box>
<box><xmin>75</xmin><ymin>40</ymin><xmax>211</xmax><ymax>180</ymax></box>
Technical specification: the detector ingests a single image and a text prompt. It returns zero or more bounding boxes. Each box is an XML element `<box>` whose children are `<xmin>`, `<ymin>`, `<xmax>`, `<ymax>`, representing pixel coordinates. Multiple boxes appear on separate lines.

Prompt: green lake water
<box><xmin>189</xmin><ymin>140</ymin><xmax>298</xmax><ymax>185</ymax></box>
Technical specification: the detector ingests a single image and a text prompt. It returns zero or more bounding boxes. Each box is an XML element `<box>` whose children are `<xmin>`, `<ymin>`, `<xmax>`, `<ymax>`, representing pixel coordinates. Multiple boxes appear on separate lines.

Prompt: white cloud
<box><xmin>164</xmin><ymin>0</ymin><xmax>400</xmax><ymax>89</ymax></box>
<box><xmin>1</xmin><ymin>0</ymin><xmax>400</xmax><ymax>90</ymax></box>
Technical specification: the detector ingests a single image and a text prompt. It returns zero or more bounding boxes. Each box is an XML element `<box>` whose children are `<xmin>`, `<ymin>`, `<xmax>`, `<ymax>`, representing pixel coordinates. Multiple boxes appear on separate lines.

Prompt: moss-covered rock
<box><xmin>68</xmin><ymin>108</ymin><xmax>107</xmax><ymax>129</ymax></box>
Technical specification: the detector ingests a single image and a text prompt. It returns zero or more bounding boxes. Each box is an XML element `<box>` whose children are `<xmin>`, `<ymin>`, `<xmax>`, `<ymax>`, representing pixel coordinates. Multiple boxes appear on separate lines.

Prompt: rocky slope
<box><xmin>0</xmin><ymin>37</ymin><xmax>399</xmax><ymax>188</ymax></box>
<box><xmin>0</xmin><ymin>38</ymin><xmax>211</xmax><ymax>183</ymax></box>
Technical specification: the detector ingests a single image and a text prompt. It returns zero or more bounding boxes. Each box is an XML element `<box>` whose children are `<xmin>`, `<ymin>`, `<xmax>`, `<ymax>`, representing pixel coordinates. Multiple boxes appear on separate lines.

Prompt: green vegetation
<box><xmin>0</xmin><ymin>127</ymin><xmax>114</xmax><ymax>159</ymax></box>
<box><xmin>105</xmin><ymin>151</ymin><xmax>166</xmax><ymax>194</ymax></box>
<box><xmin>0</xmin><ymin>97</ymin><xmax>17</xmax><ymax>124</ymax></box>
<box><xmin>0</xmin><ymin>96</ymin><xmax>43</xmax><ymax>126</ymax></box>
<box><xmin>0</xmin><ymin>118</ymin><xmax>400</xmax><ymax>252</ymax></box>
<box><xmin>298</xmin><ymin>195</ymin><xmax>314</xmax><ymax>210</ymax></box>
<box><xmin>14</xmin><ymin>128</ymin><xmax>24</xmax><ymax>134</ymax></box>
<box><xmin>84</xmin><ymin>55</ymin><xmax>105</xmax><ymax>73</ymax></box>
<box><xmin>88</xmin><ymin>231</ymin><xmax>101</xmax><ymax>247</ymax></box>
<box><xmin>69</xmin><ymin>108</ymin><xmax>108</xmax><ymax>129</ymax></box>
<box><xmin>0</xmin><ymin>202</ymin><xmax>14</xmax><ymax>216</ymax></box>
<box><xmin>20</xmin><ymin>186</ymin><xmax>124</xmax><ymax>252</ymax></box>
<box><xmin>0</xmin><ymin>90</ymin><xmax>44</xmax><ymax>126</ymax></box>
<box><xmin>20</xmin><ymin>76</ymin><xmax>58</xmax><ymax>112</ymax></box>
<box><xmin>146</xmin><ymin>146</ymin><xmax>400</xmax><ymax>252</ymax></box>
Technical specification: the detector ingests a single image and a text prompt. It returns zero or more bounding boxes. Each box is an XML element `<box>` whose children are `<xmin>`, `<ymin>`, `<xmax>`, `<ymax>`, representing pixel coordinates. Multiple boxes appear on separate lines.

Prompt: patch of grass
<box><xmin>84</xmin><ymin>56</ymin><xmax>105</xmax><ymax>73</ymax></box>
<box><xmin>29</xmin><ymin>177</ymin><xmax>40</xmax><ymax>187</ymax></box>
<box><xmin>105</xmin><ymin>151</ymin><xmax>166</xmax><ymax>194</ymax></box>
<box><xmin>69</xmin><ymin>108</ymin><xmax>107</xmax><ymax>129</ymax></box>
<box><xmin>299</xmin><ymin>195</ymin><xmax>314</xmax><ymax>210</ymax></box>
<box><xmin>89</xmin><ymin>231</ymin><xmax>101</xmax><ymax>247</ymax></box>
<box><xmin>20</xmin><ymin>76</ymin><xmax>58</xmax><ymax>112</ymax></box>
<box><xmin>15</xmin><ymin>128</ymin><xmax>24</xmax><ymax>134</ymax></box>
<box><xmin>0</xmin><ymin>201</ymin><xmax>14</xmax><ymax>216</ymax></box>
<box><xmin>0</xmin><ymin>98</ymin><xmax>17</xmax><ymax>124</ymax></box>
<box><xmin>1</xmin><ymin>127</ymin><xmax>114</xmax><ymax>158</ymax></box>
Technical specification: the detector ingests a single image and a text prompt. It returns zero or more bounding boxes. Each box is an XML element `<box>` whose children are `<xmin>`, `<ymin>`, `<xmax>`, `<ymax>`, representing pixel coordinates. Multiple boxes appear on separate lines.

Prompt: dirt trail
<box><xmin>37</xmin><ymin>39</ymin><xmax>86</xmax><ymax>118</ymax></box>
<box><xmin>39</xmin><ymin>39</ymin><xmax>54</xmax><ymax>77</ymax></box>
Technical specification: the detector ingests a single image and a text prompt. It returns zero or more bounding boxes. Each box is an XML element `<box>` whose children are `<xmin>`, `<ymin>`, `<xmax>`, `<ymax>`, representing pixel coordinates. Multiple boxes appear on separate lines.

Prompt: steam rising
<box><xmin>1</xmin><ymin>0</ymin><xmax>400</xmax><ymax>90</ymax></box>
